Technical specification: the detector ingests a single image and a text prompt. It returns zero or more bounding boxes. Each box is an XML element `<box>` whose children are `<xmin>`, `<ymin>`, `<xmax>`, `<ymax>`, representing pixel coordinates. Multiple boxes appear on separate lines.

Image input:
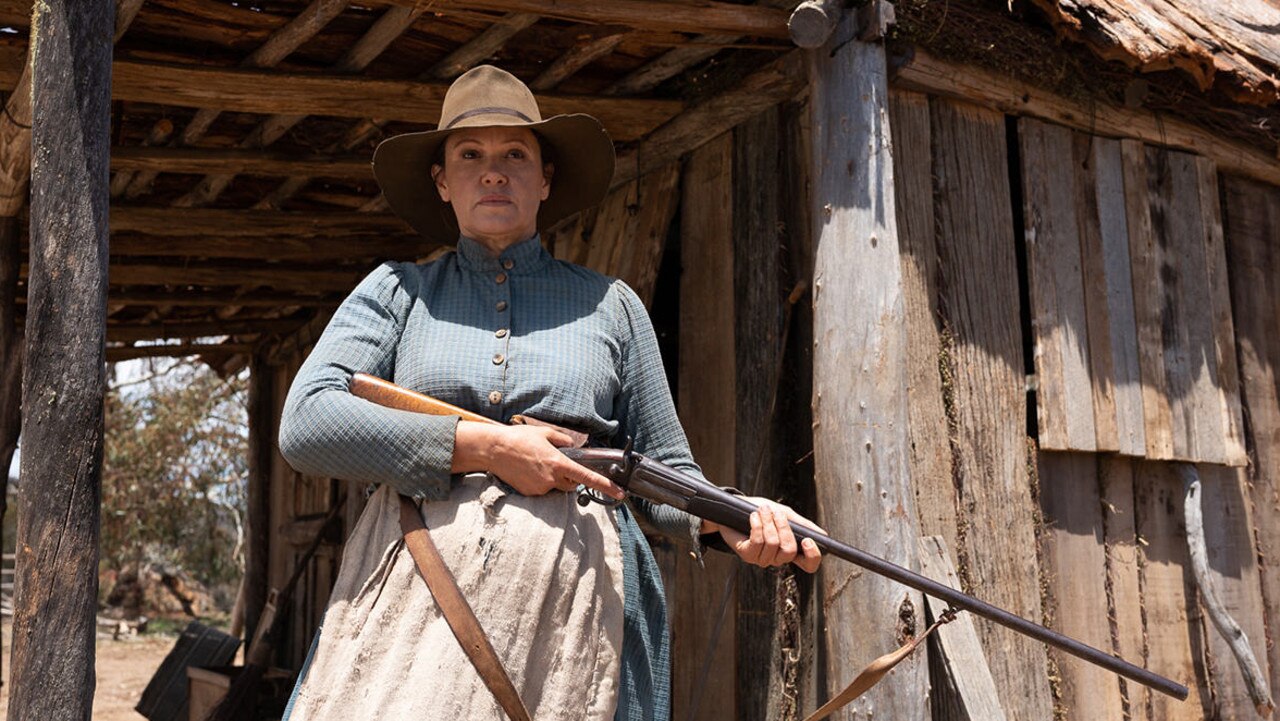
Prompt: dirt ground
<box><xmin>0</xmin><ymin>620</ymin><xmax>178</xmax><ymax>720</ymax></box>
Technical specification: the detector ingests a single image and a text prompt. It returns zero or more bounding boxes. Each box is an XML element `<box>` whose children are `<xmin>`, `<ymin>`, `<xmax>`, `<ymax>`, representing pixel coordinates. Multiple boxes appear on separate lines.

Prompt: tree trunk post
<box><xmin>245</xmin><ymin>352</ymin><xmax>274</xmax><ymax>647</ymax></box>
<box><xmin>8</xmin><ymin>0</ymin><xmax>113</xmax><ymax>717</ymax></box>
<box><xmin>807</xmin><ymin>7</ymin><xmax>927</xmax><ymax>719</ymax></box>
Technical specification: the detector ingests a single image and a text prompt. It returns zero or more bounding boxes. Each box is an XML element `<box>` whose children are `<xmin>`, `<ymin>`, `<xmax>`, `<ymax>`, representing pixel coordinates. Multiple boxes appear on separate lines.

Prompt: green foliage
<box><xmin>102</xmin><ymin>360</ymin><xmax>248</xmax><ymax>589</ymax></box>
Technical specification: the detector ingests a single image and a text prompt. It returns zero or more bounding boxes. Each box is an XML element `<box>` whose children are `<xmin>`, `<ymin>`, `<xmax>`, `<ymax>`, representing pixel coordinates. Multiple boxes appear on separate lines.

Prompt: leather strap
<box><xmin>398</xmin><ymin>494</ymin><xmax>533</xmax><ymax>721</ymax></box>
<box><xmin>801</xmin><ymin>609</ymin><xmax>957</xmax><ymax>721</ymax></box>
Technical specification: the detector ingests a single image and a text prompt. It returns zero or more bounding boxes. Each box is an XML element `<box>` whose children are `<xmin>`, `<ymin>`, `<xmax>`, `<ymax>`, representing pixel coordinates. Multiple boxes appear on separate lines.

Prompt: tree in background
<box><xmin>102</xmin><ymin>360</ymin><xmax>248</xmax><ymax>596</ymax></box>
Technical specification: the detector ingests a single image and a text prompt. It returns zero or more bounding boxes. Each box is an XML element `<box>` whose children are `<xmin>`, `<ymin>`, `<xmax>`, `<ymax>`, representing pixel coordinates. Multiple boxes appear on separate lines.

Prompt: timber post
<box><xmin>806</xmin><ymin>4</ymin><xmax>927</xmax><ymax>718</ymax></box>
<box><xmin>8</xmin><ymin>0</ymin><xmax>113</xmax><ymax>717</ymax></box>
<box><xmin>245</xmin><ymin>351</ymin><xmax>274</xmax><ymax>648</ymax></box>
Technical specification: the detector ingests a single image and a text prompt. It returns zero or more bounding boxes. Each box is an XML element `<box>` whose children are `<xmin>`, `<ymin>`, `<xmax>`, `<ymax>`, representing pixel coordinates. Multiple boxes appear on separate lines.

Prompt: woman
<box><xmin>278</xmin><ymin>65</ymin><xmax>821</xmax><ymax>720</ymax></box>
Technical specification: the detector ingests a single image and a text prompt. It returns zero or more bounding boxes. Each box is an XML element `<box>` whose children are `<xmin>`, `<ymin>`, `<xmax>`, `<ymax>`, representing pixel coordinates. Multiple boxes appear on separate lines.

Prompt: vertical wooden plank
<box><xmin>934</xmin><ymin>98</ymin><xmax>1053</xmax><ymax>720</ymax></box>
<box><xmin>1037</xmin><ymin>452</ymin><xmax>1126</xmax><ymax>719</ymax></box>
<box><xmin>1196</xmin><ymin>465</ymin><xmax>1271</xmax><ymax>720</ymax></box>
<box><xmin>674</xmin><ymin>132</ymin><xmax>737</xmax><ymax>721</ymax></box>
<box><xmin>732</xmin><ymin>106</ymin><xmax>791</xmax><ymax>721</ymax></box>
<box><xmin>890</xmin><ymin>89</ymin><xmax>959</xmax><ymax>553</ymax></box>
<box><xmin>1099</xmin><ymin>456</ymin><xmax>1151</xmax><ymax>721</ymax></box>
<box><xmin>9</xmin><ymin>0</ymin><xmax>112</xmax><ymax>715</ymax></box>
<box><xmin>1145</xmin><ymin>148</ymin><xmax>1224</xmax><ymax>464</ymax></box>
<box><xmin>1134</xmin><ymin>460</ymin><xmax>1209</xmax><ymax>721</ymax></box>
<box><xmin>1018</xmin><ymin>118</ymin><xmax>1096</xmax><ymax>452</ymax></box>
<box><xmin>1123</xmin><ymin>140</ymin><xmax>1175</xmax><ymax>460</ymax></box>
<box><xmin>608</xmin><ymin>163</ymin><xmax>680</xmax><ymax>306</ymax></box>
<box><xmin>0</xmin><ymin>218</ymin><xmax>17</xmax><ymax>688</ymax></box>
<box><xmin>1193</xmin><ymin>157</ymin><xmax>1247</xmax><ymax>466</ymax></box>
<box><xmin>809</xmin><ymin>16</ymin><xmax>926</xmax><ymax>718</ymax></box>
<box><xmin>918</xmin><ymin>536</ymin><xmax>1008</xmax><ymax>721</ymax></box>
<box><xmin>1090</xmin><ymin>138</ymin><xmax>1146</xmax><ymax>457</ymax></box>
<box><xmin>1072</xmin><ymin>133</ymin><xmax>1120</xmax><ymax>452</ymax></box>
<box><xmin>246</xmin><ymin>353</ymin><xmax>274</xmax><ymax>650</ymax></box>
<box><xmin>1221</xmin><ymin>173</ymin><xmax>1280</xmax><ymax>702</ymax></box>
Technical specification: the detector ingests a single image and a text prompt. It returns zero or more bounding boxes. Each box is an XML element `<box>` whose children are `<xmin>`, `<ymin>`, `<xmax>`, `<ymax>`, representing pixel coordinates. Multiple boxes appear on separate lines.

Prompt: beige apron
<box><xmin>286</xmin><ymin>474</ymin><xmax>625</xmax><ymax>720</ymax></box>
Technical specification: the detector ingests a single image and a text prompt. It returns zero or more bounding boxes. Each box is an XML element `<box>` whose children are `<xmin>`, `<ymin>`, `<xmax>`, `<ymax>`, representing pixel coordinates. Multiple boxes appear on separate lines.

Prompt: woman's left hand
<box><xmin>702</xmin><ymin>499</ymin><xmax>823</xmax><ymax>573</ymax></box>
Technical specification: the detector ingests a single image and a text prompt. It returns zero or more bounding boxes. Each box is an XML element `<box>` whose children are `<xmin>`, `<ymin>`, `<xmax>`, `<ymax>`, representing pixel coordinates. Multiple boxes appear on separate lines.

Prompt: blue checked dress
<box><xmin>278</xmin><ymin>234</ymin><xmax>707</xmax><ymax>721</ymax></box>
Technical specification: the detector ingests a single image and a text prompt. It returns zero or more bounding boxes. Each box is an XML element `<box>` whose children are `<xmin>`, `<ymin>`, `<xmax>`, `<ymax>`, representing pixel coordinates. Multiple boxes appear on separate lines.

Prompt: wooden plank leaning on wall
<box><xmin>928</xmin><ymin>96</ymin><xmax>1054</xmax><ymax>721</ymax></box>
<box><xmin>1221</xmin><ymin>174</ymin><xmax>1280</xmax><ymax>704</ymax></box>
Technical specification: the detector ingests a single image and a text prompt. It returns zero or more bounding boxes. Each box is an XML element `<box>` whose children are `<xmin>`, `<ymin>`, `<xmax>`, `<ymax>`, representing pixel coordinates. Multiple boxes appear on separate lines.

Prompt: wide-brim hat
<box><xmin>373</xmin><ymin>65</ymin><xmax>616</xmax><ymax>246</ymax></box>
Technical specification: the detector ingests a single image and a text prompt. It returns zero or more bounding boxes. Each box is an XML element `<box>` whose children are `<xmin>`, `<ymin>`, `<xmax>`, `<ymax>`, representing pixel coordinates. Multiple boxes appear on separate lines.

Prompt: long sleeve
<box><xmin>278</xmin><ymin>262</ymin><xmax>460</xmax><ymax>501</ymax></box>
<box><xmin>610</xmin><ymin>281</ymin><xmax>706</xmax><ymax>548</ymax></box>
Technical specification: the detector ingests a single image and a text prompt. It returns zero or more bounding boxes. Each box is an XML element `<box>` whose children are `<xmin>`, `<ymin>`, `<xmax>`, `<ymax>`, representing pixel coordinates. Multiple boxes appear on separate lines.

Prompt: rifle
<box><xmin>349</xmin><ymin>373</ymin><xmax>1189</xmax><ymax>701</ymax></box>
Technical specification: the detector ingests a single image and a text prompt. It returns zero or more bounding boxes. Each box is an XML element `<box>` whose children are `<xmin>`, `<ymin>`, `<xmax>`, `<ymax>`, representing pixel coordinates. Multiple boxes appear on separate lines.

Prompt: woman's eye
<box><xmin>508</xmin><ymin>149</ymin><xmax>526</xmax><ymax>159</ymax></box>
<box><xmin>460</xmin><ymin>149</ymin><xmax>479</xmax><ymax>159</ymax></box>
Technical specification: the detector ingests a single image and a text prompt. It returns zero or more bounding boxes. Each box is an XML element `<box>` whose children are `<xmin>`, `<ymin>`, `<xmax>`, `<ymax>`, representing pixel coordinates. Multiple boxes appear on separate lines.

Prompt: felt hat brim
<box><xmin>373</xmin><ymin>113</ymin><xmax>615</xmax><ymax>246</ymax></box>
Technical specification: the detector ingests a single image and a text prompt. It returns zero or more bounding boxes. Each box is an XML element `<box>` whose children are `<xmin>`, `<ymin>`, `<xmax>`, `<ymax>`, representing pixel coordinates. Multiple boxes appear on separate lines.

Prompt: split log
<box><xmin>108</xmin><ymin>59</ymin><xmax>682</xmax><ymax>143</ymax></box>
<box><xmin>8</xmin><ymin>0</ymin><xmax>112</xmax><ymax>718</ymax></box>
<box><xmin>109</xmin><ymin>234</ymin><xmax>432</xmax><ymax>261</ymax></box>
<box><xmin>105</xmin><ymin>289</ymin><xmax>340</xmax><ymax>308</ymax></box>
<box><xmin>110</xmin><ymin>207</ymin><xmax>412</xmax><ymax>237</ymax></box>
<box><xmin>110</xmin><ymin>146</ymin><xmax>374</xmax><ymax>179</ymax></box>
<box><xmin>808</xmin><ymin>12</ymin><xmax>925</xmax><ymax>718</ymax></box>
<box><xmin>245</xmin><ymin>352</ymin><xmax>274</xmax><ymax>651</ymax></box>
<box><xmin>103</xmin><ymin>262</ymin><xmax>366</xmax><ymax>292</ymax></box>
<box><xmin>788</xmin><ymin>0</ymin><xmax>840</xmax><ymax>48</ymax></box>
<box><xmin>105</xmin><ymin>342</ymin><xmax>253</xmax><ymax>361</ymax></box>
<box><xmin>529</xmin><ymin>26</ymin><xmax>628</xmax><ymax>91</ymax></box>
<box><xmin>409</xmin><ymin>0</ymin><xmax>790</xmax><ymax>38</ymax></box>
<box><xmin>107</xmin><ymin>317</ymin><xmax>307</xmax><ymax>342</ymax></box>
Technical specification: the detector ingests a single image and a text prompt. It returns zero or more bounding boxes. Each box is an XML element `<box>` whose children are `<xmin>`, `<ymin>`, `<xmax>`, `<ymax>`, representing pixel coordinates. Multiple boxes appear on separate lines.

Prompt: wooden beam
<box><xmin>893</xmin><ymin>49</ymin><xmax>1280</xmax><ymax>188</ymax></box>
<box><xmin>613</xmin><ymin>50</ymin><xmax>804</xmax><ymax>187</ymax></box>
<box><xmin>110</xmin><ymin>59</ymin><xmax>683</xmax><ymax>143</ymax></box>
<box><xmin>105</xmin><ymin>342</ymin><xmax>253</xmax><ymax>361</ymax></box>
<box><xmin>103</xmin><ymin>262</ymin><xmax>367</xmax><ymax>291</ymax></box>
<box><xmin>407</xmin><ymin>0</ymin><xmax>790</xmax><ymax>38</ymax></box>
<box><xmin>529</xmin><ymin>27</ymin><xmax>628</xmax><ymax>91</ymax></box>
<box><xmin>116</xmin><ymin>0</ymin><xmax>356</xmax><ymax>199</ymax></box>
<box><xmin>110</xmin><ymin>207</ymin><xmax>412</xmax><ymax>237</ymax></box>
<box><xmin>246</xmin><ymin>351</ymin><xmax>273</xmax><ymax>646</ymax></box>
<box><xmin>110</xmin><ymin>146</ymin><xmax>374</xmax><ymax>179</ymax></box>
<box><xmin>9</xmin><ymin>0</ymin><xmax>111</xmax><ymax>716</ymax></box>
<box><xmin>0</xmin><ymin>218</ymin><xmax>21</xmax><ymax>689</ymax></box>
<box><xmin>110</xmin><ymin>234</ymin><xmax>432</xmax><ymax>261</ymax></box>
<box><xmin>808</xmin><ymin>13</ymin><xmax>925</xmax><ymax>718</ymax></box>
<box><xmin>105</xmin><ymin>289</ymin><xmax>341</xmax><ymax>308</ymax></box>
<box><xmin>107</xmin><ymin>317</ymin><xmax>307</xmax><ymax>342</ymax></box>
<box><xmin>173</xmin><ymin>2</ymin><xmax>423</xmax><ymax>208</ymax></box>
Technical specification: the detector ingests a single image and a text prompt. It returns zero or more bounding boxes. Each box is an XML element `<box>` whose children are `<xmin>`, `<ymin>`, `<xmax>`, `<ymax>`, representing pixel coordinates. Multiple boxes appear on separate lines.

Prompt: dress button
<box><xmin>492</xmin><ymin>353</ymin><xmax>505</xmax><ymax>365</ymax></box>
<box><xmin>488</xmin><ymin>390</ymin><xmax>503</xmax><ymax>405</ymax></box>
<box><xmin>502</xmin><ymin>259</ymin><xmax>514</xmax><ymax>270</ymax></box>
<box><xmin>495</xmin><ymin>272</ymin><xmax>507</xmax><ymax>284</ymax></box>
<box><xmin>495</xmin><ymin>328</ymin><xmax>509</xmax><ymax>339</ymax></box>
<box><xmin>496</xmin><ymin>300</ymin><xmax>508</xmax><ymax>311</ymax></box>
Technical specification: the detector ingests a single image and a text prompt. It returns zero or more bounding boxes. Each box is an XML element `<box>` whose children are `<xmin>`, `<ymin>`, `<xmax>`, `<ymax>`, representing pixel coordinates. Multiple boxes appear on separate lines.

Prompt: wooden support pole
<box><xmin>0</xmin><ymin>215</ymin><xmax>18</xmax><ymax>693</ymax></box>
<box><xmin>245</xmin><ymin>352</ymin><xmax>274</xmax><ymax>649</ymax></box>
<box><xmin>8</xmin><ymin>0</ymin><xmax>112</xmax><ymax>716</ymax></box>
<box><xmin>807</xmin><ymin>11</ymin><xmax>926</xmax><ymax>719</ymax></box>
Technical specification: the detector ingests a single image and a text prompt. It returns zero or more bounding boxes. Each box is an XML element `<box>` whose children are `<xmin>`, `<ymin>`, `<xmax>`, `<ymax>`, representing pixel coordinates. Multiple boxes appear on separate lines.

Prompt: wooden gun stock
<box><xmin>350</xmin><ymin>373</ymin><xmax>499</xmax><ymax>425</ymax></box>
<box><xmin>349</xmin><ymin>373</ymin><xmax>591</xmax><ymax>448</ymax></box>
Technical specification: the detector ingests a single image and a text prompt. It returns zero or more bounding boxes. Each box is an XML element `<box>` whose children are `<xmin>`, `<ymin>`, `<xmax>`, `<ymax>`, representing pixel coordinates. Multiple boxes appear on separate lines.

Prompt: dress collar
<box><xmin>455</xmin><ymin>234</ymin><xmax>550</xmax><ymax>275</ymax></box>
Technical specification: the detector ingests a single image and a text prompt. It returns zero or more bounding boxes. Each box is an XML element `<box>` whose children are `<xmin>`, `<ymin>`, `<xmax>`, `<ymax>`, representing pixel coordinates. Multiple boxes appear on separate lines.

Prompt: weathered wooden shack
<box><xmin>3</xmin><ymin>0</ymin><xmax>1280</xmax><ymax>719</ymax></box>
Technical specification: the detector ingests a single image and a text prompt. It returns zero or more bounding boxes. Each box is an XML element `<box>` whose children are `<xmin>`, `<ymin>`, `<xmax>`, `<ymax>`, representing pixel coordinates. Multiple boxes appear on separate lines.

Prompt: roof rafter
<box><xmin>412</xmin><ymin>0</ymin><xmax>790</xmax><ymax>39</ymax></box>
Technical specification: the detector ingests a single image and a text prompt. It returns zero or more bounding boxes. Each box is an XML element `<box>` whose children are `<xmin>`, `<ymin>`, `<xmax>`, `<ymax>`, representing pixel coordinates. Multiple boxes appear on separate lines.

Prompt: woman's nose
<box><xmin>481</xmin><ymin>164</ymin><xmax>507</xmax><ymax>185</ymax></box>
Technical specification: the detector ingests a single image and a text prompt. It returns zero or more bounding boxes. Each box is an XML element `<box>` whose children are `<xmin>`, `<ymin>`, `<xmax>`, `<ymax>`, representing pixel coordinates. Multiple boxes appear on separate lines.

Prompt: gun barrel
<box><xmin>565</xmin><ymin>447</ymin><xmax>1189</xmax><ymax>702</ymax></box>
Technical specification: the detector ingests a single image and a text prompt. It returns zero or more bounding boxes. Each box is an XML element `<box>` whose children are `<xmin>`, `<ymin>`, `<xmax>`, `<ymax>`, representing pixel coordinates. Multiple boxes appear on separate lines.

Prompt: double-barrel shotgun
<box><xmin>349</xmin><ymin>372</ymin><xmax>1189</xmax><ymax>702</ymax></box>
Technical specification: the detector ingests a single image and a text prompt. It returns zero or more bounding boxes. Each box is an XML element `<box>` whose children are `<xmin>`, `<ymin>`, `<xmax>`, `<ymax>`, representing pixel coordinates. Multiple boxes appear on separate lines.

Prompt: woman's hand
<box><xmin>453</xmin><ymin>421</ymin><xmax>625</xmax><ymax>500</ymax></box>
<box><xmin>702</xmin><ymin>499</ymin><xmax>823</xmax><ymax>573</ymax></box>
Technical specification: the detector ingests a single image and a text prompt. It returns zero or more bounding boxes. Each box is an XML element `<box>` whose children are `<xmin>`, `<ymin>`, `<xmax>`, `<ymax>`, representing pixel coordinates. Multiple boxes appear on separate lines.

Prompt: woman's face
<box><xmin>431</xmin><ymin>126</ymin><xmax>553</xmax><ymax>252</ymax></box>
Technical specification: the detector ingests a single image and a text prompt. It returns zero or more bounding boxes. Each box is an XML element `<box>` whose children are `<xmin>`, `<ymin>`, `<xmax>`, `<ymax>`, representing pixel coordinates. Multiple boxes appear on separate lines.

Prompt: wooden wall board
<box><xmin>1018</xmin><ymin>117</ymin><xmax>1097</xmax><ymax>452</ymax></box>
<box><xmin>889</xmin><ymin>88</ymin><xmax>960</xmax><ymax>555</ymax></box>
<box><xmin>1099</xmin><ymin>455</ymin><xmax>1151</xmax><ymax>721</ymax></box>
<box><xmin>1143</xmin><ymin>148</ymin><xmax>1227</xmax><ymax>464</ymax></box>
<box><xmin>930</xmin><ymin>96</ymin><xmax>1054</xmax><ymax>720</ymax></box>
<box><xmin>1073</xmin><ymin>133</ymin><xmax>1122</xmax><ymax>452</ymax></box>
<box><xmin>1087</xmin><ymin>137</ymin><xmax>1146</xmax><ymax>457</ymax></box>
<box><xmin>1122</xmin><ymin>139</ymin><xmax>1176</xmax><ymax>460</ymax></box>
<box><xmin>673</xmin><ymin>132</ymin><xmax>738</xmax><ymax>721</ymax></box>
<box><xmin>1196</xmin><ymin>465</ymin><xmax>1271</xmax><ymax>720</ymax></box>
<box><xmin>1221</xmin><ymin>173</ymin><xmax>1280</xmax><ymax>700</ymax></box>
<box><xmin>1134</xmin><ymin>460</ymin><xmax>1209</xmax><ymax>721</ymax></box>
<box><xmin>1193</xmin><ymin>157</ymin><xmax>1248</xmax><ymax>466</ymax></box>
<box><xmin>1037</xmin><ymin>452</ymin><xmax>1126</xmax><ymax>719</ymax></box>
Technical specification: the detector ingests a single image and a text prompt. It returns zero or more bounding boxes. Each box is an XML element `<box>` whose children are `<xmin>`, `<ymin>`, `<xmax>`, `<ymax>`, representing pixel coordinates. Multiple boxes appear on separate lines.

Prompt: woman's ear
<box><xmin>431</xmin><ymin>163</ymin><xmax>450</xmax><ymax>202</ymax></box>
<box><xmin>541</xmin><ymin>162</ymin><xmax>554</xmax><ymax>201</ymax></box>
